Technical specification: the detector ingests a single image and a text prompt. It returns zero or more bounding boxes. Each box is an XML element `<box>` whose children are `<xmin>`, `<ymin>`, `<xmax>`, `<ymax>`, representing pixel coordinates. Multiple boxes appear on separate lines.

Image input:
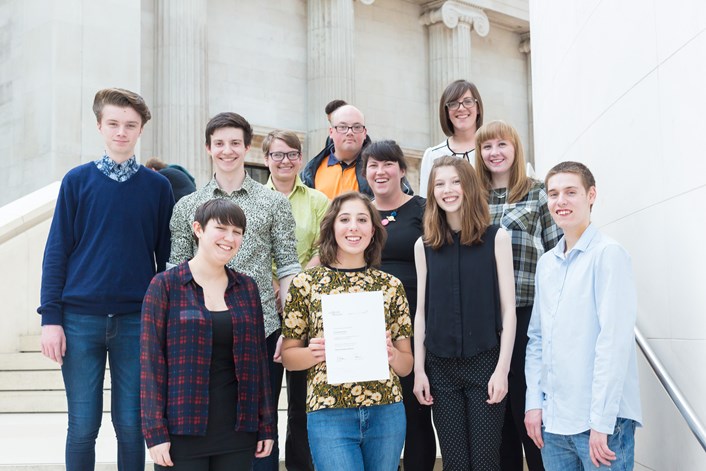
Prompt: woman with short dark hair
<box><xmin>141</xmin><ymin>199</ymin><xmax>275</xmax><ymax>470</ymax></box>
<box><xmin>363</xmin><ymin>140</ymin><xmax>436</xmax><ymax>471</ymax></box>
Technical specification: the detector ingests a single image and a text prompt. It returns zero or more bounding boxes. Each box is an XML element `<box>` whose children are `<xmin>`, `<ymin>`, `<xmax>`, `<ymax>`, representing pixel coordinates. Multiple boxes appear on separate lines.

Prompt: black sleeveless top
<box><xmin>424</xmin><ymin>225</ymin><xmax>502</xmax><ymax>358</ymax></box>
<box><xmin>169</xmin><ymin>310</ymin><xmax>256</xmax><ymax>459</ymax></box>
<box><xmin>379</xmin><ymin>195</ymin><xmax>425</xmax><ymax>316</ymax></box>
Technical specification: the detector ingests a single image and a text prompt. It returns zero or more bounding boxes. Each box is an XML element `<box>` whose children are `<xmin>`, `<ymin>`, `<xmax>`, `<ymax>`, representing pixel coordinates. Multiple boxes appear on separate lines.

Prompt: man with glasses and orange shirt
<box><xmin>301</xmin><ymin>104</ymin><xmax>374</xmax><ymax>199</ymax></box>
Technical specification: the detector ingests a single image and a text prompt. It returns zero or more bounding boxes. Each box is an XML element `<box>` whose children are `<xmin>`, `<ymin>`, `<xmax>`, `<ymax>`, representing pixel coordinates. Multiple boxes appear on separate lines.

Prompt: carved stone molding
<box><xmin>358</xmin><ymin>0</ymin><xmax>375</xmax><ymax>5</ymax></box>
<box><xmin>519</xmin><ymin>32</ymin><xmax>531</xmax><ymax>54</ymax></box>
<box><xmin>420</xmin><ymin>1</ymin><xmax>489</xmax><ymax>37</ymax></box>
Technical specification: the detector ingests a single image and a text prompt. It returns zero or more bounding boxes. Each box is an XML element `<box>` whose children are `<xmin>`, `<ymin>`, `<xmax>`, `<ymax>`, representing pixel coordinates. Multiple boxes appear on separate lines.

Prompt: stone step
<box><xmin>19</xmin><ymin>335</ymin><xmax>41</xmax><ymax>353</ymax></box>
<box><xmin>0</xmin><ymin>465</ymin><xmax>154</xmax><ymax>471</ymax></box>
<box><xmin>0</xmin><ymin>390</ymin><xmax>111</xmax><ymax>413</ymax></box>
<box><xmin>0</xmin><ymin>370</ymin><xmax>110</xmax><ymax>391</ymax></box>
<box><xmin>0</xmin><ymin>352</ymin><xmax>60</xmax><ymax>371</ymax></box>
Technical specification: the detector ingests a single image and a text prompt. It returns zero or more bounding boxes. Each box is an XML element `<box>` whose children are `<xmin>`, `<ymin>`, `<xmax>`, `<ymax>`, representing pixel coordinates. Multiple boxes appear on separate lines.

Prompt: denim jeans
<box><xmin>541</xmin><ymin>418</ymin><xmax>636</xmax><ymax>471</ymax></box>
<box><xmin>307</xmin><ymin>402</ymin><xmax>406</xmax><ymax>471</ymax></box>
<box><xmin>61</xmin><ymin>312</ymin><xmax>145</xmax><ymax>471</ymax></box>
<box><xmin>252</xmin><ymin>330</ymin><xmax>284</xmax><ymax>471</ymax></box>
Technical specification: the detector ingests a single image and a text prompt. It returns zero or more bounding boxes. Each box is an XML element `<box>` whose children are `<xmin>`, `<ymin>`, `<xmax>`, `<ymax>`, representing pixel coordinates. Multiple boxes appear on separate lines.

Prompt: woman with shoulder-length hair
<box><xmin>414</xmin><ymin>156</ymin><xmax>516</xmax><ymax>470</ymax></box>
<box><xmin>281</xmin><ymin>192</ymin><xmax>414</xmax><ymax>471</ymax></box>
<box><xmin>419</xmin><ymin>79</ymin><xmax>485</xmax><ymax>196</ymax></box>
<box><xmin>141</xmin><ymin>199</ymin><xmax>275</xmax><ymax>470</ymax></box>
<box><xmin>475</xmin><ymin>120</ymin><xmax>562</xmax><ymax>471</ymax></box>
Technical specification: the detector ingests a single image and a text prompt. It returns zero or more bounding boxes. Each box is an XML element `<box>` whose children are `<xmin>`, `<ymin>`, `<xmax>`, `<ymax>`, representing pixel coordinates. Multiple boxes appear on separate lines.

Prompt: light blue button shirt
<box><xmin>525</xmin><ymin>223</ymin><xmax>642</xmax><ymax>435</ymax></box>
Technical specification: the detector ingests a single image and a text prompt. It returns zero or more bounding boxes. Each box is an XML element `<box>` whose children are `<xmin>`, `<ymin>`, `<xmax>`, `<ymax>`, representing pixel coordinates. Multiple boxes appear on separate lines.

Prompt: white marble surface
<box><xmin>531</xmin><ymin>1</ymin><xmax>706</xmax><ymax>469</ymax></box>
<box><xmin>0</xmin><ymin>411</ymin><xmax>288</xmax><ymax>466</ymax></box>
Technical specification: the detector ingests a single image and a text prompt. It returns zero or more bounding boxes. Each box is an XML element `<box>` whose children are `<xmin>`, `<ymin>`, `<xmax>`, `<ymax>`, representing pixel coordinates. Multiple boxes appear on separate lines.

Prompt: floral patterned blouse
<box><xmin>282</xmin><ymin>265</ymin><xmax>412</xmax><ymax>412</ymax></box>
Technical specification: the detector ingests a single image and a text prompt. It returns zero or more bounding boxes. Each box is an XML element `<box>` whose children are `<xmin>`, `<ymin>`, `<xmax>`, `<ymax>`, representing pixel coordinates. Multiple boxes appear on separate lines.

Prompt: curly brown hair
<box><xmin>318</xmin><ymin>192</ymin><xmax>387</xmax><ymax>267</ymax></box>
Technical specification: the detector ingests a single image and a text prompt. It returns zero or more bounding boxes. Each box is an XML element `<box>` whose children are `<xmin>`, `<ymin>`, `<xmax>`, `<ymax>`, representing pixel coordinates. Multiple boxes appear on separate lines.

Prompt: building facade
<box><xmin>0</xmin><ymin>0</ymin><xmax>531</xmax><ymax>205</ymax></box>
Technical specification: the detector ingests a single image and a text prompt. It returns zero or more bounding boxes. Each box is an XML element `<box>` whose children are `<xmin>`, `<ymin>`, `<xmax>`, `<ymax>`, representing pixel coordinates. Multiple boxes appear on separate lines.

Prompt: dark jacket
<box><xmin>301</xmin><ymin>135</ymin><xmax>413</xmax><ymax>198</ymax></box>
<box><xmin>159</xmin><ymin>167</ymin><xmax>196</xmax><ymax>202</ymax></box>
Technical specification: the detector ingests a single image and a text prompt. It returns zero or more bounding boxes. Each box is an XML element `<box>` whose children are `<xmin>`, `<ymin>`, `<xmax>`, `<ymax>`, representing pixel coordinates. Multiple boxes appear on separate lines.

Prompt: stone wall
<box><xmin>0</xmin><ymin>0</ymin><xmax>530</xmax><ymax>204</ymax></box>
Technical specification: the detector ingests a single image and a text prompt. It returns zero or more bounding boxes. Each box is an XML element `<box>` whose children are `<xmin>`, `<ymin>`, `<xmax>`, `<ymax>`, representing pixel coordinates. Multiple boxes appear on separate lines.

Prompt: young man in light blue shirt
<box><xmin>524</xmin><ymin>161</ymin><xmax>642</xmax><ymax>470</ymax></box>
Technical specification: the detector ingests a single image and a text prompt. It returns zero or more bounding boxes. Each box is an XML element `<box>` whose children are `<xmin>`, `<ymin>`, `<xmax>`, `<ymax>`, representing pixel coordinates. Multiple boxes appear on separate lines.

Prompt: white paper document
<box><xmin>321</xmin><ymin>291</ymin><xmax>390</xmax><ymax>385</ymax></box>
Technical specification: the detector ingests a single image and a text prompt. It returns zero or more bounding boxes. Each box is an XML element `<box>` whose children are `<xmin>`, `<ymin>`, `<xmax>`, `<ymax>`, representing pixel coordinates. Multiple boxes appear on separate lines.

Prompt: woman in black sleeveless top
<box><xmin>363</xmin><ymin>140</ymin><xmax>436</xmax><ymax>471</ymax></box>
<box><xmin>413</xmin><ymin>156</ymin><xmax>516</xmax><ymax>471</ymax></box>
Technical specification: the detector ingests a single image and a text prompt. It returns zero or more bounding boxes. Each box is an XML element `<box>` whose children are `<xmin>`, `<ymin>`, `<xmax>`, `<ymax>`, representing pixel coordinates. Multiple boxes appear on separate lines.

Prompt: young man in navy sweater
<box><xmin>38</xmin><ymin>88</ymin><xmax>174</xmax><ymax>470</ymax></box>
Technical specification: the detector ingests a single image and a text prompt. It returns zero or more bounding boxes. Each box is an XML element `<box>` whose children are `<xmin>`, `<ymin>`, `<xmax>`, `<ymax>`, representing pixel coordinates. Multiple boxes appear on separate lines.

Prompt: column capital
<box><xmin>519</xmin><ymin>32</ymin><xmax>531</xmax><ymax>54</ymax></box>
<box><xmin>420</xmin><ymin>1</ymin><xmax>489</xmax><ymax>37</ymax></box>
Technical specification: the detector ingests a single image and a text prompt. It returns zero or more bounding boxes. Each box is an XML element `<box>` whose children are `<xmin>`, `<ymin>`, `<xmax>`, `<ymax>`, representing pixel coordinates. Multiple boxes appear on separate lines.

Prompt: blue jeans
<box><xmin>61</xmin><ymin>312</ymin><xmax>145</xmax><ymax>471</ymax></box>
<box><xmin>541</xmin><ymin>418</ymin><xmax>636</xmax><ymax>471</ymax></box>
<box><xmin>307</xmin><ymin>402</ymin><xmax>406</xmax><ymax>471</ymax></box>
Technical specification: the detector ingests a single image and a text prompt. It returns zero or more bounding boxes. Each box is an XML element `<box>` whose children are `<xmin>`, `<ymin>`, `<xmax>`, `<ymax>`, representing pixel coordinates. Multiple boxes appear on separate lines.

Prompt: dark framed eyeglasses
<box><xmin>445</xmin><ymin>97</ymin><xmax>477</xmax><ymax>111</ymax></box>
<box><xmin>268</xmin><ymin>151</ymin><xmax>302</xmax><ymax>162</ymax></box>
<box><xmin>333</xmin><ymin>124</ymin><xmax>366</xmax><ymax>134</ymax></box>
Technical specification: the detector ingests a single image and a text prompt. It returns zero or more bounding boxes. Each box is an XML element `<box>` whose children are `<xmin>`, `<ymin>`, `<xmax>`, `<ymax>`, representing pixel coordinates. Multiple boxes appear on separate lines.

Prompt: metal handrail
<box><xmin>635</xmin><ymin>327</ymin><xmax>706</xmax><ymax>451</ymax></box>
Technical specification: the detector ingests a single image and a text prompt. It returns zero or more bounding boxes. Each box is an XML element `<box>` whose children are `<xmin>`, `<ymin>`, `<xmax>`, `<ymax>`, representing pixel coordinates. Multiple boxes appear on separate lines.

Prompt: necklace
<box><xmin>381</xmin><ymin>210</ymin><xmax>397</xmax><ymax>226</ymax></box>
<box><xmin>376</xmin><ymin>193</ymin><xmax>407</xmax><ymax>226</ymax></box>
<box><xmin>492</xmin><ymin>188</ymin><xmax>507</xmax><ymax>199</ymax></box>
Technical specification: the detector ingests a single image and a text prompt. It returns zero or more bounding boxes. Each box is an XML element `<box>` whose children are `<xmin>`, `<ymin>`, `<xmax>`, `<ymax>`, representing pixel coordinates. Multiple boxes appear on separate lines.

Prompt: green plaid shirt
<box><xmin>489</xmin><ymin>180</ymin><xmax>562</xmax><ymax>307</ymax></box>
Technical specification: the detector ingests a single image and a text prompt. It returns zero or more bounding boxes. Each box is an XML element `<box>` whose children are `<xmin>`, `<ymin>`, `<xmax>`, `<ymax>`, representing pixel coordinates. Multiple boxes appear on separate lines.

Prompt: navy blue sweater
<box><xmin>38</xmin><ymin>163</ymin><xmax>175</xmax><ymax>325</ymax></box>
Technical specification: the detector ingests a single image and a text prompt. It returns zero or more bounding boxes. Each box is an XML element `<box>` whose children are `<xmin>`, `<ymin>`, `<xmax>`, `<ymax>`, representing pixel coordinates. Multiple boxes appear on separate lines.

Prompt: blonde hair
<box><xmin>475</xmin><ymin>120</ymin><xmax>533</xmax><ymax>204</ymax></box>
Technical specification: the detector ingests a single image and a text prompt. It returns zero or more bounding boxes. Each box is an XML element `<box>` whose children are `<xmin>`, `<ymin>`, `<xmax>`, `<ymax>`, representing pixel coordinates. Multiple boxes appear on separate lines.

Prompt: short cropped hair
<box><xmin>439</xmin><ymin>80</ymin><xmax>484</xmax><ymax>137</ymax></box>
<box><xmin>205</xmin><ymin>112</ymin><xmax>253</xmax><ymax>147</ymax></box>
<box><xmin>193</xmin><ymin>199</ymin><xmax>247</xmax><ymax>245</ymax></box>
<box><xmin>93</xmin><ymin>88</ymin><xmax>151</xmax><ymax>126</ymax></box>
<box><xmin>144</xmin><ymin>157</ymin><xmax>167</xmax><ymax>171</ymax></box>
<box><xmin>361</xmin><ymin>140</ymin><xmax>408</xmax><ymax>172</ymax></box>
<box><xmin>325</xmin><ymin>99</ymin><xmax>348</xmax><ymax>117</ymax></box>
<box><xmin>262</xmin><ymin>130</ymin><xmax>302</xmax><ymax>155</ymax></box>
<box><xmin>318</xmin><ymin>192</ymin><xmax>386</xmax><ymax>268</ymax></box>
<box><xmin>544</xmin><ymin>161</ymin><xmax>596</xmax><ymax>192</ymax></box>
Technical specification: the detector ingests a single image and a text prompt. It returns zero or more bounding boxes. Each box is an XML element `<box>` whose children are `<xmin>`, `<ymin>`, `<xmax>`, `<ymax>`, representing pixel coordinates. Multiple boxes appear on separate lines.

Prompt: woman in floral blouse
<box><xmin>281</xmin><ymin>192</ymin><xmax>413</xmax><ymax>471</ymax></box>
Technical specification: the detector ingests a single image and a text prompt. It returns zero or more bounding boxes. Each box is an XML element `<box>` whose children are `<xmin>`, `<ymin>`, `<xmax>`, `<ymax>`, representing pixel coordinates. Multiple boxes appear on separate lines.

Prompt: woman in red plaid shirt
<box><xmin>141</xmin><ymin>199</ymin><xmax>275</xmax><ymax>470</ymax></box>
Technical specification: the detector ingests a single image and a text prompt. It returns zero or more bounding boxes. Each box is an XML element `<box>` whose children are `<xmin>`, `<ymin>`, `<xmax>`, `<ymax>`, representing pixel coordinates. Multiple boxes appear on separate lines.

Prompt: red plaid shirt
<box><xmin>140</xmin><ymin>262</ymin><xmax>275</xmax><ymax>448</ymax></box>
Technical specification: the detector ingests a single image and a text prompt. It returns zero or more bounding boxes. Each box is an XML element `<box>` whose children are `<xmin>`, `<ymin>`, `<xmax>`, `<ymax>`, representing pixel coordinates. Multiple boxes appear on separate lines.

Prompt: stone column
<box><xmin>306</xmin><ymin>0</ymin><xmax>355</xmax><ymax>158</ymax></box>
<box><xmin>420</xmin><ymin>1</ymin><xmax>489</xmax><ymax>144</ymax></box>
<box><xmin>155</xmin><ymin>0</ymin><xmax>209</xmax><ymax>187</ymax></box>
<box><xmin>519</xmin><ymin>33</ymin><xmax>534</xmax><ymax>168</ymax></box>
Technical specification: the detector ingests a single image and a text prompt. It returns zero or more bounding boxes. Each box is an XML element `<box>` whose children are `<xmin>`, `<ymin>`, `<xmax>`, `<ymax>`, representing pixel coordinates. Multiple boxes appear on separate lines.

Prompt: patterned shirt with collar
<box><xmin>282</xmin><ymin>265</ymin><xmax>412</xmax><ymax>412</ymax></box>
<box><xmin>169</xmin><ymin>174</ymin><xmax>302</xmax><ymax>337</ymax></box>
<box><xmin>94</xmin><ymin>154</ymin><xmax>140</xmax><ymax>182</ymax></box>
<box><xmin>488</xmin><ymin>180</ymin><xmax>562</xmax><ymax>307</ymax></box>
<box><xmin>140</xmin><ymin>262</ymin><xmax>275</xmax><ymax>447</ymax></box>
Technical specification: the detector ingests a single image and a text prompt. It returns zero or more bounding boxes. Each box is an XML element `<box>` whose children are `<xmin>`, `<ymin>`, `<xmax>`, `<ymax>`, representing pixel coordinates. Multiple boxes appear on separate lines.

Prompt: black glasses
<box><xmin>445</xmin><ymin>97</ymin><xmax>477</xmax><ymax>111</ymax></box>
<box><xmin>333</xmin><ymin>124</ymin><xmax>366</xmax><ymax>134</ymax></box>
<box><xmin>268</xmin><ymin>151</ymin><xmax>301</xmax><ymax>162</ymax></box>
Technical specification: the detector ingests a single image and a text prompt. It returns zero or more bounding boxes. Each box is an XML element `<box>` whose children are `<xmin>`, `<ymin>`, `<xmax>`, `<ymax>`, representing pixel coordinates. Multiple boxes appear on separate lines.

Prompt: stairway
<box><xmin>0</xmin><ymin>335</ymin><xmax>290</xmax><ymax>470</ymax></box>
<box><xmin>0</xmin><ymin>335</ymin><xmax>110</xmax><ymax>414</ymax></box>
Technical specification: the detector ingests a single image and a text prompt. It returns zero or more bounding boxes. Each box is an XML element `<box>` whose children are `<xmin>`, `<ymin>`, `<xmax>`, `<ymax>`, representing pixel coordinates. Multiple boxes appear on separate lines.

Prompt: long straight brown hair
<box><xmin>423</xmin><ymin>156</ymin><xmax>490</xmax><ymax>250</ymax></box>
<box><xmin>475</xmin><ymin>120</ymin><xmax>534</xmax><ymax>204</ymax></box>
